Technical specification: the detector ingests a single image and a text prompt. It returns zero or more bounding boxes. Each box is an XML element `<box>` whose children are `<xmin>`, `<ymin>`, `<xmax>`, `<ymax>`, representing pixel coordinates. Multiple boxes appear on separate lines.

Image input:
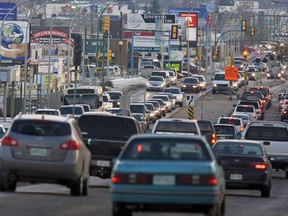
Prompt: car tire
<box><xmin>82</xmin><ymin>176</ymin><xmax>89</xmax><ymax>196</ymax></box>
<box><xmin>285</xmin><ymin>171</ymin><xmax>288</xmax><ymax>179</ymax></box>
<box><xmin>70</xmin><ymin>175</ymin><xmax>84</xmax><ymax>196</ymax></box>
<box><xmin>206</xmin><ymin>201</ymin><xmax>222</xmax><ymax>216</ymax></box>
<box><xmin>7</xmin><ymin>180</ymin><xmax>17</xmax><ymax>192</ymax></box>
<box><xmin>261</xmin><ymin>184</ymin><xmax>271</xmax><ymax>198</ymax></box>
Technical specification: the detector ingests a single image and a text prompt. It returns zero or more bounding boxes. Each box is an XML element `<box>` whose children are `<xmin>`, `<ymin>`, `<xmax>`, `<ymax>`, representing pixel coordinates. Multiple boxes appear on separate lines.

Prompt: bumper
<box><xmin>212</xmin><ymin>86</ymin><xmax>229</xmax><ymax>92</ymax></box>
<box><xmin>90</xmin><ymin>159</ymin><xmax>113</xmax><ymax>178</ymax></box>
<box><xmin>147</xmin><ymin>86</ymin><xmax>163</xmax><ymax>91</ymax></box>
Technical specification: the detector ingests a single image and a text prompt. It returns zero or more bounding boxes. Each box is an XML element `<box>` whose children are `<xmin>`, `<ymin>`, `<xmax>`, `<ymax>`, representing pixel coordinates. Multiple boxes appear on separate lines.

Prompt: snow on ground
<box><xmin>109</xmin><ymin>76</ymin><xmax>147</xmax><ymax>93</ymax></box>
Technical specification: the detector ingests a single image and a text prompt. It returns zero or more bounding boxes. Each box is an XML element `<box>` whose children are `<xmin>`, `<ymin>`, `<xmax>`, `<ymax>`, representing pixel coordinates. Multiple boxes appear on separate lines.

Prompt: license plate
<box><xmin>96</xmin><ymin>160</ymin><xmax>110</xmax><ymax>167</ymax></box>
<box><xmin>230</xmin><ymin>174</ymin><xmax>242</xmax><ymax>180</ymax></box>
<box><xmin>30</xmin><ymin>148</ymin><xmax>47</xmax><ymax>157</ymax></box>
<box><xmin>153</xmin><ymin>175</ymin><xmax>175</xmax><ymax>185</ymax></box>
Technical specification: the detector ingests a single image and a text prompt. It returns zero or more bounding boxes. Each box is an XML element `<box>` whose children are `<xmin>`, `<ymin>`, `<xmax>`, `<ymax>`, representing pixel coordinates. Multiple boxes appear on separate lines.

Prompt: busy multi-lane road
<box><xmin>1</xmin><ymin>78</ymin><xmax>288</xmax><ymax>216</ymax></box>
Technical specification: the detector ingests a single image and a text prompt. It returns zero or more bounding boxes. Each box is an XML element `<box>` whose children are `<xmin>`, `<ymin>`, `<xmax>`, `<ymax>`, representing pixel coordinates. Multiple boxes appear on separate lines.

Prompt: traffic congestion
<box><xmin>0</xmin><ymin>0</ymin><xmax>288</xmax><ymax>216</ymax></box>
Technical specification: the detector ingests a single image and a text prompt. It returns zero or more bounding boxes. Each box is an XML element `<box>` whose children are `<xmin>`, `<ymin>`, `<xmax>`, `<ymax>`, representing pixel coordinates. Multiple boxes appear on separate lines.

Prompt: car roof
<box><xmin>129</xmin><ymin>133</ymin><xmax>205</xmax><ymax>140</ymax></box>
<box><xmin>14</xmin><ymin>113</ymin><xmax>71</xmax><ymax>122</ymax></box>
<box><xmin>156</xmin><ymin>118</ymin><xmax>197</xmax><ymax>123</ymax></box>
<box><xmin>36</xmin><ymin>108</ymin><xmax>60</xmax><ymax>111</ymax></box>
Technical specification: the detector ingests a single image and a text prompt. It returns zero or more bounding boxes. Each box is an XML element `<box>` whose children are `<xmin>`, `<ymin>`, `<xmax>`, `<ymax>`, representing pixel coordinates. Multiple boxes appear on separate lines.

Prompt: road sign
<box><xmin>188</xmin><ymin>106</ymin><xmax>194</xmax><ymax>119</ymax></box>
<box><xmin>224</xmin><ymin>66</ymin><xmax>238</xmax><ymax>81</ymax></box>
<box><xmin>185</xmin><ymin>94</ymin><xmax>195</xmax><ymax>106</ymax></box>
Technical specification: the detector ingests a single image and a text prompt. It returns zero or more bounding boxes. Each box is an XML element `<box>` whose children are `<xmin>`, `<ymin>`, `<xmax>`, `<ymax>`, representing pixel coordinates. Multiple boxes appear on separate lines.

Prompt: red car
<box><xmin>181</xmin><ymin>77</ymin><xmax>201</xmax><ymax>93</ymax></box>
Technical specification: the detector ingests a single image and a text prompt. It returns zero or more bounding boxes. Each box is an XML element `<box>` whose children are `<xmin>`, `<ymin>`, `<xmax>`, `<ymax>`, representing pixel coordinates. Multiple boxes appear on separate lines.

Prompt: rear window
<box><xmin>78</xmin><ymin>115</ymin><xmax>138</xmax><ymax>140</ymax></box>
<box><xmin>236</xmin><ymin>106</ymin><xmax>254</xmax><ymax>112</ymax></box>
<box><xmin>215</xmin><ymin>125</ymin><xmax>235</xmax><ymax>135</ymax></box>
<box><xmin>249</xmin><ymin>88</ymin><xmax>268</xmax><ymax>96</ymax></box>
<box><xmin>35</xmin><ymin>110</ymin><xmax>59</xmax><ymax>115</ymax></box>
<box><xmin>154</xmin><ymin>122</ymin><xmax>199</xmax><ymax>134</ymax></box>
<box><xmin>59</xmin><ymin>106</ymin><xmax>83</xmax><ymax>115</ymax></box>
<box><xmin>11</xmin><ymin>120</ymin><xmax>71</xmax><ymax>136</ymax></box>
<box><xmin>239</xmin><ymin>101</ymin><xmax>259</xmax><ymax>109</ymax></box>
<box><xmin>152</xmin><ymin>72</ymin><xmax>166</xmax><ymax>78</ymax></box>
<box><xmin>121</xmin><ymin>138</ymin><xmax>211</xmax><ymax>161</ymax></box>
<box><xmin>163</xmin><ymin>88</ymin><xmax>180</xmax><ymax>94</ymax></box>
<box><xmin>197</xmin><ymin>121</ymin><xmax>214</xmax><ymax>132</ymax></box>
<box><xmin>245</xmin><ymin>126</ymin><xmax>288</xmax><ymax>141</ymax></box>
<box><xmin>219</xmin><ymin>118</ymin><xmax>241</xmax><ymax>126</ymax></box>
<box><xmin>213</xmin><ymin>142</ymin><xmax>263</xmax><ymax>156</ymax></box>
<box><xmin>242</xmin><ymin>92</ymin><xmax>262</xmax><ymax>100</ymax></box>
<box><xmin>130</xmin><ymin>105</ymin><xmax>145</xmax><ymax>113</ymax></box>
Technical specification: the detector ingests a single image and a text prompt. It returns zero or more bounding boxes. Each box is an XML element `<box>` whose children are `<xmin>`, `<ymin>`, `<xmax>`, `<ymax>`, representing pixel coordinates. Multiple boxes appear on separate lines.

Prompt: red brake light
<box><xmin>1</xmin><ymin>136</ymin><xmax>19</xmax><ymax>147</ymax></box>
<box><xmin>252</xmin><ymin>162</ymin><xmax>267</xmax><ymax>170</ymax></box>
<box><xmin>112</xmin><ymin>173</ymin><xmax>129</xmax><ymax>184</ymax></box>
<box><xmin>60</xmin><ymin>140</ymin><xmax>80</xmax><ymax>150</ymax></box>
<box><xmin>178</xmin><ymin>175</ymin><xmax>217</xmax><ymax>185</ymax></box>
<box><xmin>200</xmin><ymin>175</ymin><xmax>217</xmax><ymax>185</ymax></box>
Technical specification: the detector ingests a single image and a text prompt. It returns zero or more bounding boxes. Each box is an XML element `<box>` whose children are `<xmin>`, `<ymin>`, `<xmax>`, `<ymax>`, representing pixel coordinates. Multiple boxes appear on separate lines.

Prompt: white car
<box><xmin>162</xmin><ymin>87</ymin><xmax>184</xmax><ymax>107</ymax></box>
<box><xmin>232</xmin><ymin>105</ymin><xmax>257</xmax><ymax>121</ymax></box>
<box><xmin>191</xmin><ymin>74</ymin><xmax>206</xmax><ymax>90</ymax></box>
<box><xmin>167</xmin><ymin>70</ymin><xmax>177</xmax><ymax>85</ymax></box>
<box><xmin>217</xmin><ymin>116</ymin><xmax>244</xmax><ymax>134</ymax></box>
<box><xmin>35</xmin><ymin>108</ymin><xmax>61</xmax><ymax>116</ymax></box>
<box><xmin>152</xmin><ymin>94</ymin><xmax>172</xmax><ymax>112</ymax></box>
<box><xmin>146</xmin><ymin>75</ymin><xmax>167</xmax><ymax>91</ymax></box>
<box><xmin>231</xmin><ymin>113</ymin><xmax>253</xmax><ymax>127</ymax></box>
<box><xmin>102</xmin><ymin>93</ymin><xmax>113</xmax><ymax>110</ymax></box>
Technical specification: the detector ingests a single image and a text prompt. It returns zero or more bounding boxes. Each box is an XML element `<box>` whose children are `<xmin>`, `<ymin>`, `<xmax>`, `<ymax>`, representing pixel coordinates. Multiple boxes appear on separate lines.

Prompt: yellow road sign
<box><xmin>188</xmin><ymin>105</ymin><xmax>194</xmax><ymax>120</ymax></box>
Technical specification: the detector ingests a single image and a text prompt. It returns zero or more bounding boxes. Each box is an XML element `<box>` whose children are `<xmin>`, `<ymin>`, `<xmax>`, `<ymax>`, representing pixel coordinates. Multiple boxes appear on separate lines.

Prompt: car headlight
<box><xmin>117</xmin><ymin>101</ymin><xmax>120</xmax><ymax>105</ymax></box>
<box><xmin>267</xmin><ymin>74</ymin><xmax>270</xmax><ymax>77</ymax></box>
<box><xmin>233</xmin><ymin>83</ymin><xmax>237</xmax><ymax>87</ymax></box>
<box><xmin>147</xmin><ymin>83</ymin><xmax>150</xmax><ymax>87</ymax></box>
<box><xmin>149</xmin><ymin>113</ymin><xmax>154</xmax><ymax>117</ymax></box>
<box><xmin>182</xmin><ymin>84</ymin><xmax>187</xmax><ymax>88</ymax></box>
<box><xmin>213</xmin><ymin>84</ymin><xmax>217</xmax><ymax>87</ymax></box>
<box><xmin>193</xmin><ymin>85</ymin><xmax>198</xmax><ymax>88</ymax></box>
<box><xmin>252</xmin><ymin>73</ymin><xmax>255</xmax><ymax>76</ymax></box>
<box><xmin>161</xmin><ymin>83</ymin><xmax>165</xmax><ymax>87</ymax></box>
<box><xmin>278</xmin><ymin>73</ymin><xmax>281</xmax><ymax>77</ymax></box>
<box><xmin>176</xmin><ymin>95</ymin><xmax>181</xmax><ymax>99</ymax></box>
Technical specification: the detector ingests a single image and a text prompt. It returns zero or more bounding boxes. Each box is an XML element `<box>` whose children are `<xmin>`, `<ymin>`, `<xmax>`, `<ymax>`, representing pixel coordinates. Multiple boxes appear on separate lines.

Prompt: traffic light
<box><xmin>274</xmin><ymin>16</ymin><xmax>278</xmax><ymax>24</ymax></box>
<box><xmin>243</xmin><ymin>50</ymin><xmax>248</xmax><ymax>62</ymax></box>
<box><xmin>241</xmin><ymin>20</ymin><xmax>246</xmax><ymax>31</ymax></box>
<box><xmin>103</xmin><ymin>16</ymin><xmax>109</xmax><ymax>31</ymax></box>
<box><xmin>250</xmin><ymin>27</ymin><xmax>255</xmax><ymax>36</ymax></box>
<box><xmin>107</xmin><ymin>49</ymin><xmax>112</xmax><ymax>61</ymax></box>
<box><xmin>72</xmin><ymin>33</ymin><xmax>82</xmax><ymax>68</ymax></box>
<box><xmin>170</xmin><ymin>25</ymin><xmax>178</xmax><ymax>40</ymax></box>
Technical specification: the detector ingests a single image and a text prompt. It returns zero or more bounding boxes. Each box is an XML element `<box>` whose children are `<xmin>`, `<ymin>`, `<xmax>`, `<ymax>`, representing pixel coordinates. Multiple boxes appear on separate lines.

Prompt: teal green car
<box><xmin>111</xmin><ymin>134</ymin><xmax>226</xmax><ymax>216</ymax></box>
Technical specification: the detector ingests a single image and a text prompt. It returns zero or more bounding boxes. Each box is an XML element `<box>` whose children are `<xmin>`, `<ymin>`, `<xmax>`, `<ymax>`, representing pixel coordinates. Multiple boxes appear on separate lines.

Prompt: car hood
<box><xmin>148</xmin><ymin>81</ymin><xmax>164</xmax><ymax>85</ymax></box>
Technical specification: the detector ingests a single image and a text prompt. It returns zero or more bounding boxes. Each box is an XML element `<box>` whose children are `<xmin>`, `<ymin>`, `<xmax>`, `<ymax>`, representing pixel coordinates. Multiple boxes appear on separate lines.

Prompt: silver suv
<box><xmin>0</xmin><ymin>113</ymin><xmax>91</xmax><ymax>196</ymax></box>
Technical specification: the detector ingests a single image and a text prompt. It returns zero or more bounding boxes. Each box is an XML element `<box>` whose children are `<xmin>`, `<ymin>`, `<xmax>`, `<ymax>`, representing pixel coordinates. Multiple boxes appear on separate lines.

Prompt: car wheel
<box><xmin>7</xmin><ymin>179</ymin><xmax>17</xmax><ymax>192</ymax></box>
<box><xmin>285</xmin><ymin>171</ymin><xmax>288</xmax><ymax>179</ymax></box>
<box><xmin>261</xmin><ymin>184</ymin><xmax>271</xmax><ymax>198</ymax></box>
<box><xmin>70</xmin><ymin>175</ymin><xmax>84</xmax><ymax>196</ymax></box>
<box><xmin>180</xmin><ymin>102</ymin><xmax>183</xmax><ymax>107</ymax></box>
<box><xmin>82</xmin><ymin>176</ymin><xmax>89</xmax><ymax>196</ymax></box>
<box><xmin>206</xmin><ymin>202</ymin><xmax>222</xmax><ymax>216</ymax></box>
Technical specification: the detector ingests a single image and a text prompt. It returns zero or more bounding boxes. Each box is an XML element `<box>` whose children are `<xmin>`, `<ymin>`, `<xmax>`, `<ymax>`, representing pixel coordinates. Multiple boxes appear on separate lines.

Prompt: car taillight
<box><xmin>253</xmin><ymin>113</ymin><xmax>257</xmax><ymax>118</ymax></box>
<box><xmin>251</xmin><ymin>162</ymin><xmax>267</xmax><ymax>170</ymax></box>
<box><xmin>60</xmin><ymin>140</ymin><xmax>80</xmax><ymax>150</ymax></box>
<box><xmin>240</xmin><ymin>127</ymin><xmax>244</xmax><ymax>132</ymax></box>
<box><xmin>178</xmin><ymin>175</ymin><xmax>217</xmax><ymax>185</ymax></box>
<box><xmin>211</xmin><ymin>133</ymin><xmax>217</xmax><ymax>145</ymax></box>
<box><xmin>1</xmin><ymin>136</ymin><xmax>19</xmax><ymax>147</ymax></box>
<box><xmin>112</xmin><ymin>173</ymin><xmax>151</xmax><ymax>184</ymax></box>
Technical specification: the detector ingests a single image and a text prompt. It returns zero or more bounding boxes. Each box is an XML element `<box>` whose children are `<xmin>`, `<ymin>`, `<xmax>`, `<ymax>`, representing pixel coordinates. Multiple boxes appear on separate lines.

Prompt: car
<box><xmin>77</xmin><ymin>112</ymin><xmax>143</xmax><ymax>179</ymax></box>
<box><xmin>231</xmin><ymin>113</ymin><xmax>252</xmax><ymax>127</ymax></box>
<box><xmin>146</xmin><ymin>75</ymin><xmax>167</xmax><ymax>91</ymax></box>
<box><xmin>217</xmin><ymin>116</ymin><xmax>244</xmax><ymax>134</ymax></box>
<box><xmin>130</xmin><ymin>103</ymin><xmax>150</xmax><ymax>120</ymax></box>
<box><xmin>232</xmin><ymin>104</ymin><xmax>257</xmax><ymax>121</ymax></box>
<box><xmin>162</xmin><ymin>87</ymin><xmax>184</xmax><ymax>107</ymax></box>
<box><xmin>105</xmin><ymin>90</ymin><xmax>123</xmax><ymax>108</ymax></box>
<box><xmin>157</xmin><ymin>92</ymin><xmax>176</xmax><ymax>110</ymax></box>
<box><xmin>102</xmin><ymin>93</ymin><xmax>113</xmax><ymax>110</ymax></box>
<box><xmin>196</xmin><ymin>119</ymin><xmax>217</xmax><ymax>146</ymax></box>
<box><xmin>148</xmin><ymin>99</ymin><xmax>167</xmax><ymax>117</ymax></box>
<box><xmin>151</xmin><ymin>118</ymin><xmax>202</xmax><ymax>135</ymax></box>
<box><xmin>242</xmin><ymin>121</ymin><xmax>288</xmax><ymax>178</ymax></box>
<box><xmin>167</xmin><ymin>69</ymin><xmax>177</xmax><ymax>85</ymax></box>
<box><xmin>247</xmin><ymin>66</ymin><xmax>259</xmax><ymax>81</ymax></box>
<box><xmin>281</xmin><ymin>106</ymin><xmax>288</xmax><ymax>121</ymax></box>
<box><xmin>237</xmin><ymin>100</ymin><xmax>264</xmax><ymax>120</ymax></box>
<box><xmin>212</xmin><ymin>71</ymin><xmax>237</xmax><ymax>94</ymax></box>
<box><xmin>59</xmin><ymin>105</ymin><xmax>85</xmax><ymax>120</ymax></box>
<box><xmin>191</xmin><ymin>74</ymin><xmax>207</xmax><ymax>90</ymax></box>
<box><xmin>212</xmin><ymin>139</ymin><xmax>272</xmax><ymax>197</ymax></box>
<box><xmin>111</xmin><ymin>134</ymin><xmax>226</xmax><ymax>216</ymax></box>
<box><xmin>145</xmin><ymin>100</ymin><xmax>162</xmax><ymax>119</ymax></box>
<box><xmin>106</xmin><ymin>108</ymin><xmax>131</xmax><ymax>117</ymax></box>
<box><xmin>248</xmin><ymin>86</ymin><xmax>272</xmax><ymax>109</ymax></box>
<box><xmin>144</xmin><ymin>102</ymin><xmax>157</xmax><ymax>123</ymax></box>
<box><xmin>280</xmin><ymin>100</ymin><xmax>288</xmax><ymax>112</ymax></box>
<box><xmin>240</xmin><ymin>91</ymin><xmax>266</xmax><ymax>109</ymax></box>
<box><xmin>131</xmin><ymin>113</ymin><xmax>149</xmax><ymax>131</ymax></box>
<box><xmin>0</xmin><ymin>113</ymin><xmax>91</xmax><ymax>196</ymax></box>
<box><xmin>35</xmin><ymin>108</ymin><xmax>61</xmax><ymax>116</ymax></box>
<box><xmin>151</xmin><ymin>94</ymin><xmax>172</xmax><ymax>112</ymax></box>
<box><xmin>181</xmin><ymin>77</ymin><xmax>201</xmax><ymax>93</ymax></box>
<box><xmin>214</xmin><ymin>124</ymin><xmax>241</xmax><ymax>140</ymax></box>
<box><xmin>150</xmin><ymin>70</ymin><xmax>171</xmax><ymax>87</ymax></box>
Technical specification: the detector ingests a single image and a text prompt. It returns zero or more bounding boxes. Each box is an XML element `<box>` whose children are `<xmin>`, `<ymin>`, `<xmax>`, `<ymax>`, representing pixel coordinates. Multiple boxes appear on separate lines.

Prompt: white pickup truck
<box><xmin>242</xmin><ymin>121</ymin><xmax>288</xmax><ymax>178</ymax></box>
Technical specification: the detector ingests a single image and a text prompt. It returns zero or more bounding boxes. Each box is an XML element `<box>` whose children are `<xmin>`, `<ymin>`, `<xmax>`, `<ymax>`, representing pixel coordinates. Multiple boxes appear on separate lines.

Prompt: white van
<box><xmin>212</xmin><ymin>71</ymin><xmax>238</xmax><ymax>94</ymax></box>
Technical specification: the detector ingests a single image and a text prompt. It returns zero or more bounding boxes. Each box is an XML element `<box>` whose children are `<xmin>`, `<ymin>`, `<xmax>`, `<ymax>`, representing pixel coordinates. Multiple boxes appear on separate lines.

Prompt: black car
<box><xmin>249</xmin><ymin>86</ymin><xmax>272</xmax><ymax>109</ymax></box>
<box><xmin>197</xmin><ymin>120</ymin><xmax>217</xmax><ymax>146</ymax></box>
<box><xmin>77</xmin><ymin>112</ymin><xmax>143</xmax><ymax>179</ymax></box>
<box><xmin>212</xmin><ymin>139</ymin><xmax>272</xmax><ymax>197</ymax></box>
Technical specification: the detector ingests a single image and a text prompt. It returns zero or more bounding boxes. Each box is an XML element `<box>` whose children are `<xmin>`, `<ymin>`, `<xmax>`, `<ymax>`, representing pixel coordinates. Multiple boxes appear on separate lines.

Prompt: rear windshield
<box><xmin>245</xmin><ymin>126</ymin><xmax>288</xmax><ymax>141</ymax></box>
<box><xmin>152</xmin><ymin>72</ymin><xmax>166</xmax><ymax>78</ymax></box>
<box><xmin>78</xmin><ymin>115</ymin><xmax>138</xmax><ymax>140</ymax></box>
<box><xmin>242</xmin><ymin>92</ymin><xmax>262</xmax><ymax>100</ymax></box>
<box><xmin>249</xmin><ymin>88</ymin><xmax>268</xmax><ymax>96</ymax></box>
<box><xmin>236</xmin><ymin>106</ymin><xmax>254</xmax><ymax>112</ymax></box>
<box><xmin>11</xmin><ymin>120</ymin><xmax>71</xmax><ymax>136</ymax></box>
<box><xmin>197</xmin><ymin>121</ymin><xmax>214</xmax><ymax>132</ymax></box>
<box><xmin>239</xmin><ymin>101</ymin><xmax>259</xmax><ymax>109</ymax></box>
<box><xmin>219</xmin><ymin>118</ymin><xmax>241</xmax><ymax>126</ymax></box>
<box><xmin>108</xmin><ymin>92</ymin><xmax>122</xmax><ymax>100</ymax></box>
<box><xmin>152</xmin><ymin>96</ymin><xmax>168</xmax><ymax>101</ymax></box>
<box><xmin>130</xmin><ymin>105</ymin><xmax>145</xmax><ymax>113</ymax></box>
<box><xmin>213</xmin><ymin>142</ymin><xmax>263</xmax><ymax>156</ymax></box>
<box><xmin>35</xmin><ymin>110</ymin><xmax>59</xmax><ymax>115</ymax></box>
<box><xmin>60</xmin><ymin>107</ymin><xmax>83</xmax><ymax>115</ymax></box>
<box><xmin>215</xmin><ymin>126</ymin><xmax>235</xmax><ymax>135</ymax></box>
<box><xmin>154</xmin><ymin>122</ymin><xmax>199</xmax><ymax>134</ymax></box>
<box><xmin>121</xmin><ymin>138</ymin><xmax>211</xmax><ymax>161</ymax></box>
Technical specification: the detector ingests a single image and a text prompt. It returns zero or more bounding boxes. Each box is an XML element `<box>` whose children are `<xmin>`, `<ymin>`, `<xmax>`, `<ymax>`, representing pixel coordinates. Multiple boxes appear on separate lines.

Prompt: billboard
<box><xmin>127</xmin><ymin>14</ymin><xmax>177</xmax><ymax>31</ymax></box>
<box><xmin>0</xmin><ymin>3</ymin><xmax>17</xmax><ymax>20</ymax></box>
<box><xmin>168</xmin><ymin>7</ymin><xmax>207</xmax><ymax>28</ymax></box>
<box><xmin>30</xmin><ymin>28</ymin><xmax>72</xmax><ymax>66</ymax></box>
<box><xmin>0</xmin><ymin>21</ymin><xmax>30</xmax><ymax>65</ymax></box>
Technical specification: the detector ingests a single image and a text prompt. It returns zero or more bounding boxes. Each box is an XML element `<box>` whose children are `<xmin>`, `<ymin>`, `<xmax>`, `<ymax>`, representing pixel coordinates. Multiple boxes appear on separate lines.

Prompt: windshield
<box><xmin>163</xmin><ymin>88</ymin><xmax>180</xmax><ymax>94</ymax></box>
<box><xmin>153</xmin><ymin>96</ymin><xmax>168</xmax><ymax>102</ymax></box>
<box><xmin>214</xmin><ymin>74</ymin><xmax>225</xmax><ymax>80</ymax></box>
<box><xmin>213</xmin><ymin>142</ymin><xmax>263</xmax><ymax>156</ymax></box>
<box><xmin>121</xmin><ymin>138</ymin><xmax>211</xmax><ymax>161</ymax></box>
<box><xmin>60</xmin><ymin>106</ymin><xmax>83</xmax><ymax>115</ymax></box>
<box><xmin>149</xmin><ymin>76</ymin><xmax>164</xmax><ymax>81</ymax></box>
<box><xmin>108</xmin><ymin>92</ymin><xmax>122</xmax><ymax>100</ymax></box>
<box><xmin>130</xmin><ymin>105</ymin><xmax>145</xmax><ymax>113</ymax></box>
<box><xmin>63</xmin><ymin>95</ymin><xmax>100</xmax><ymax>109</ymax></box>
<box><xmin>154</xmin><ymin>122</ymin><xmax>199</xmax><ymax>134</ymax></box>
<box><xmin>219</xmin><ymin>118</ymin><xmax>241</xmax><ymax>125</ymax></box>
<box><xmin>183</xmin><ymin>78</ymin><xmax>198</xmax><ymax>84</ymax></box>
<box><xmin>145</xmin><ymin>104</ymin><xmax>154</xmax><ymax>111</ymax></box>
<box><xmin>236</xmin><ymin>106</ymin><xmax>254</xmax><ymax>112</ymax></box>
